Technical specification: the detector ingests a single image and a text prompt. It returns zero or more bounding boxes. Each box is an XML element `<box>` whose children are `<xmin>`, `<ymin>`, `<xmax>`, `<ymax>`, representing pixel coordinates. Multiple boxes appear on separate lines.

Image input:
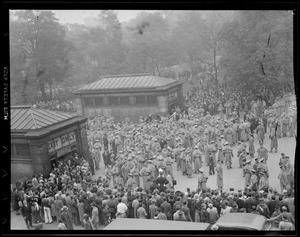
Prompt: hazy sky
<box><xmin>51</xmin><ymin>10</ymin><xmax>156</xmax><ymax>24</ymax></box>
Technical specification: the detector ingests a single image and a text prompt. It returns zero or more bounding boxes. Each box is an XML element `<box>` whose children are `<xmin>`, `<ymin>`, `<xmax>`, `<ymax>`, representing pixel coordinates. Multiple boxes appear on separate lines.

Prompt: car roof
<box><xmin>215</xmin><ymin>213</ymin><xmax>267</xmax><ymax>230</ymax></box>
<box><xmin>103</xmin><ymin>218</ymin><xmax>211</xmax><ymax>230</ymax></box>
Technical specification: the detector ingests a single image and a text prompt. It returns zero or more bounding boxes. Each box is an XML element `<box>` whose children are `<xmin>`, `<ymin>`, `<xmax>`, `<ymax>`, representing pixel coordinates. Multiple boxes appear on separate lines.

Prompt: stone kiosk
<box><xmin>10</xmin><ymin>106</ymin><xmax>89</xmax><ymax>184</ymax></box>
<box><xmin>73</xmin><ymin>73</ymin><xmax>184</xmax><ymax>122</ymax></box>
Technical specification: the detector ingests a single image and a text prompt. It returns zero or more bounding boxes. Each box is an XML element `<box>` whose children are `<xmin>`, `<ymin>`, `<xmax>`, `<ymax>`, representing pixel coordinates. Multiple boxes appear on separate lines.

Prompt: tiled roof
<box><xmin>11</xmin><ymin>106</ymin><xmax>77</xmax><ymax>130</ymax></box>
<box><xmin>75</xmin><ymin>74</ymin><xmax>179</xmax><ymax>92</ymax></box>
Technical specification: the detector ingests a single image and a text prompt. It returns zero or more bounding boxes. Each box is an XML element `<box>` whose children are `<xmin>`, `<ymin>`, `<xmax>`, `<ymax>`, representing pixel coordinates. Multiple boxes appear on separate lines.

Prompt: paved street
<box><xmin>90</xmin><ymin>133</ymin><xmax>295</xmax><ymax>194</ymax></box>
<box><xmin>10</xmin><ymin>133</ymin><xmax>295</xmax><ymax>230</ymax></box>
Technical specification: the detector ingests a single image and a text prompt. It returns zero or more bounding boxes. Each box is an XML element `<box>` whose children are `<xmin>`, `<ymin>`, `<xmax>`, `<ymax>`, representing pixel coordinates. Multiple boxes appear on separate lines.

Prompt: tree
<box><xmin>10</xmin><ymin>10</ymin><xmax>72</xmax><ymax>103</ymax></box>
<box><xmin>219</xmin><ymin>11</ymin><xmax>293</xmax><ymax>93</ymax></box>
<box><xmin>123</xmin><ymin>12</ymin><xmax>177</xmax><ymax>75</ymax></box>
<box><xmin>170</xmin><ymin>11</ymin><xmax>228</xmax><ymax>96</ymax></box>
<box><xmin>66</xmin><ymin>10</ymin><xmax>126</xmax><ymax>86</ymax></box>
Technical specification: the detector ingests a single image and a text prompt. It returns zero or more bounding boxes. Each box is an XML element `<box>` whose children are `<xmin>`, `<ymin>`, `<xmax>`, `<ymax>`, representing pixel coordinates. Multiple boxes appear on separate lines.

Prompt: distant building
<box><xmin>11</xmin><ymin>106</ymin><xmax>89</xmax><ymax>184</ymax></box>
<box><xmin>73</xmin><ymin>73</ymin><xmax>184</xmax><ymax>122</ymax></box>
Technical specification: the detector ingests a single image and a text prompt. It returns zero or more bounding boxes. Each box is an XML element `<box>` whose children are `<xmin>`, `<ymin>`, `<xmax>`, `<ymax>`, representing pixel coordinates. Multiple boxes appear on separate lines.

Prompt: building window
<box><xmin>136</xmin><ymin>96</ymin><xmax>146</xmax><ymax>105</ymax></box>
<box><xmin>109</xmin><ymin>97</ymin><xmax>119</xmax><ymax>106</ymax></box>
<box><xmin>84</xmin><ymin>98</ymin><xmax>94</xmax><ymax>106</ymax></box>
<box><xmin>147</xmin><ymin>95</ymin><xmax>157</xmax><ymax>105</ymax></box>
<box><xmin>94</xmin><ymin>97</ymin><xmax>103</xmax><ymax>106</ymax></box>
<box><xmin>14</xmin><ymin>144</ymin><xmax>31</xmax><ymax>157</ymax></box>
<box><xmin>120</xmin><ymin>96</ymin><xmax>130</xmax><ymax>105</ymax></box>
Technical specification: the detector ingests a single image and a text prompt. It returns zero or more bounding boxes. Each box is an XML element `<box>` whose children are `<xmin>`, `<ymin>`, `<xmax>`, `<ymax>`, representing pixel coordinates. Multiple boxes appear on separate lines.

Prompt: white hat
<box><xmin>199</xmin><ymin>168</ymin><xmax>204</xmax><ymax>173</ymax></box>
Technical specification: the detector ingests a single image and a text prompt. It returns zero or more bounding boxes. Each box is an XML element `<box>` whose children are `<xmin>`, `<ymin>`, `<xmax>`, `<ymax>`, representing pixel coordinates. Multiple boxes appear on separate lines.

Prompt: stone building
<box><xmin>73</xmin><ymin>73</ymin><xmax>184</xmax><ymax>122</ymax></box>
<box><xmin>11</xmin><ymin>106</ymin><xmax>89</xmax><ymax>184</ymax></box>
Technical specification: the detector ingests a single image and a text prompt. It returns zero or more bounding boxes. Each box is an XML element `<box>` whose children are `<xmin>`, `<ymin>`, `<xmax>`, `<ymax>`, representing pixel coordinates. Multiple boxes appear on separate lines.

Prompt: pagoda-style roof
<box><xmin>11</xmin><ymin>106</ymin><xmax>78</xmax><ymax>130</ymax></box>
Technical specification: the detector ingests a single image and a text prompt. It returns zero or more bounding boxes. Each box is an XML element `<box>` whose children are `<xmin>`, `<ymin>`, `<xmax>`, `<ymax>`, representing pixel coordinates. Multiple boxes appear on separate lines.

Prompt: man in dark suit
<box><xmin>267</xmin><ymin>195</ymin><xmax>278</xmax><ymax>217</ymax></box>
<box><xmin>160</xmin><ymin>198</ymin><xmax>172</xmax><ymax>220</ymax></box>
<box><xmin>156</xmin><ymin>169</ymin><xmax>169</xmax><ymax>193</ymax></box>
<box><xmin>21</xmin><ymin>200</ymin><xmax>33</xmax><ymax>229</ymax></box>
<box><xmin>236</xmin><ymin>193</ymin><xmax>245</xmax><ymax>211</ymax></box>
<box><xmin>244</xmin><ymin>192</ymin><xmax>254</xmax><ymax>213</ymax></box>
<box><xmin>102</xmin><ymin>148</ymin><xmax>111</xmax><ymax>169</ymax></box>
<box><xmin>53</xmin><ymin>174</ymin><xmax>63</xmax><ymax>191</ymax></box>
<box><xmin>180</xmin><ymin>201</ymin><xmax>192</xmax><ymax>222</ymax></box>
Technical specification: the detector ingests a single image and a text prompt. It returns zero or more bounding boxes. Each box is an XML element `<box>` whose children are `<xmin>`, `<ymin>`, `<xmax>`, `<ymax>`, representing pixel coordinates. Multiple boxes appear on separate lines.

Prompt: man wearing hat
<box><xmin>244</xmin><ymin>159</ymin><xmax>252</xmax><ymax>189</ymax></box>
<box><xmin>238</xmin><ymin>146</ymin><xmax>247</xmax><ymax>170</ymax></box>
<box><xmin>258</xmin><ymin>171</ymin><xmax>269</xmax><ymax>191</ymax></box>
<box><xmin>120</xmin><ymin>158</ymin><xmax>130</xmax><ymax>183</ymax></box>
<box><xmin>269</xmin><ymin>206</ymin><xmax>295</xmax><ymax>228</ymax></box>
<box><xmin>278</xmin><ymin>165</ymin><xmax>289</xmax><ymax>193</ymax></box>
<box><xmin>278</xmin><ymin>213</ymin><xmax>295</xmax><ymax>230</ymax></box>
<box><xmin>103</xmin><ymin>147</ymin><xmax>112</xmax><ymax>169</ymax></box>
<box><xmin>156</xmin><ymin>169</ymin><xmax>169</xmax><ymax>193</ymax></box>
<box><xmin>61</xmin><ymin>206</ymin><xmax>73</xmax><ymax>230</ymax></box>
<box><xmin>139</xmin><ymin>163</ymin><xmax>151</xmax><ymax>190</ymax></box>
<box><xmin>216</xmin><ymin>160</ymin><xmax>223</xmax><ymax>191</ymax></box>
<box><xmin>173</xmin><ymin>209</ymin><xmax>187</xmax><ymax>221</ymax></box>
<box><xmin>250</xmin><ymin>169</ymin><xmax>258</xmax><ymax>191</ymax></box>
<box><xmin>198</xmin><ymin>168</ymin><xmax>208</xmax><ymax>191</ymax></box>
<box><xmin>257</xmin><ymin>141</ymin><xmax>269</xmax><ymax>164</ymax></box>
<box><xmin>284</xmin><ymin>156</ymin><xmax>294</xmax><ymax>190</ymax></box>
<box><xmin>125</xmin><ymin>173</ymin><xmax>136</xmax><ymax>192</ymax></box>
<box><xmin>207</xmin><ymin>202</ymin><xmax>219</xmax><ymax>224</ymax></box>
<box><xmin>236</xmin><ymin>141</ymin><xmax>243</xmax><ymax>158</ymax></box>
<box><xmin>269</xmin><ymin>123</ymin><xmax>278</xmax><ymax>153</ymax></box>
<box><xmin>93</xmin><ymin>139</ymin><xmax>102</xmax><ymax>170</ymax></box>
<box><xmin>156</xmin><ymin>155</ymin><xmax>167</xmax><ymax>177</ymax></box>
<box><xmin>224</xmin><ymin>125</ymin><xmax>234</xmax><ymax>147</ymax></box>
<box><xmin>279</xmin><ymin>153</ymin><xmax>287</xmax><ymax>167</ymax></box>
<box><xmin>257</xmin><ymin>158</ymin><xmax>269</xmax><ymax>178</ymax></box>
<box><xmin>256</xmin><ymin>198</ymin><xmax>270</xmax><ymax>218</ymax></box>
<box><xmin>223</xmin><ymin>142</ymin><xmax>233</xmax><ymax>169</ymax></box>
<box><xmin>193</xmin><ymin>146</ymin><xmax>203</xmax><ymax>174</ymax></box>
<box><xmin>256</xmin><ymin>122</ymin><xmax>266</xmax><ymax>143</ymax></box>
<box><xmin>248</xmin><ymin>134</ymin><xmax>255</xmax><ymax>158</ymax></box>
<box><xmin>90</xmin><ymin>202</ymin><xmax>99</xmax><ymax>230</ymax></box>
<box><xmin>165</xmin><ymin>154</ymin><xmax>174</xmax><ymax>177</ymax></box>
<box><xmin>207</xmin><ymin>140</ymin><xmax>217</xmax><ymax>166</ymax></box>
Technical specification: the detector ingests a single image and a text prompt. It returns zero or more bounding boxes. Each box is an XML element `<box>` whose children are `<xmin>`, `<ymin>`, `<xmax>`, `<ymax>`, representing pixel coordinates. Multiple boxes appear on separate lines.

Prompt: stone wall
<box><xmin>30</xmin><ymin>143</ymin><xmax>51</xmax><ymax>176</ymax></box>
<box><xmin>11</xmin><ymin>161</ymin><xmax>33</xmax><ymax>185</ymax></box>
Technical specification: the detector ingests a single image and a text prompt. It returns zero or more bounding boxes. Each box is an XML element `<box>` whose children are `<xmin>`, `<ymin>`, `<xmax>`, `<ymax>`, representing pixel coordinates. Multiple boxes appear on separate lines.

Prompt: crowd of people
<box><xmin>11</xmin><ymin>86</ymin><xmax>296</xmax><ymax>231</ymax></box>
<box><xmin>31</xmin><ymin>90</ymin><xmax>77</xmax><ymax>113</ymax></box>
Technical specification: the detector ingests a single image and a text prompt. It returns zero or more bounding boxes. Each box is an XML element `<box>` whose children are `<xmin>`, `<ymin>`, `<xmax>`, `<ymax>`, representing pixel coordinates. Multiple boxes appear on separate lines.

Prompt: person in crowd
<box><xmin>20</xmin><ymin>200</ymin><xmax>33</xmax><ymax>229</ymax></box>
<box><xmin>57</xmin><ymin>219</ymin><xmax>67</xmax><ymax>230</ymax></box>
<box><xmin>61</xmin><ymin>206</ymin><xmax>73</xmax><ymax>230</ymax></box>
<box><xmin>216</xmin><ymin>160</ymin><xmax>223</xmax><ymax>191</ymax></box>
<box><xmin>83</xmin><ymin>214</ymin><xmax>93</xmax><ymax>230</ymax></box>
<box><xmin>12</xmin><ymin>85</ymin><xmax>295</xmax><ymax>231</ymax></box>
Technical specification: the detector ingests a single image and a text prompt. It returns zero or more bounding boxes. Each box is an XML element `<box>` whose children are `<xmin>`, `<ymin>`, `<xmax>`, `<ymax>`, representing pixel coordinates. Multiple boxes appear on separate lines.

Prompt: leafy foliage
<box><xmin>9</xmin><ymin>10</ymin><xmax>294</xmax><ymax>105</ymax></box>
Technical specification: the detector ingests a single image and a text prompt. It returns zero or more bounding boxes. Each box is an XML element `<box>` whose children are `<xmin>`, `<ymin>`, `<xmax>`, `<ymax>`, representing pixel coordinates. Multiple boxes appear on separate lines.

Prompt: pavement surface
<box><xmin>10</xmin><ymin>130</ymin><xmax>296</xmax><ymax>230</ymax></box>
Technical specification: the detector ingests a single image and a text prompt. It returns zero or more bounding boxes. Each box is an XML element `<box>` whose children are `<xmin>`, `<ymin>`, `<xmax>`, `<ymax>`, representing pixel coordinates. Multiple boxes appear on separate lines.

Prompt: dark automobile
<box><xmin>214</xmin><ymin>213</ymin><xmax>274</xmax><ymax>231</ymax></box>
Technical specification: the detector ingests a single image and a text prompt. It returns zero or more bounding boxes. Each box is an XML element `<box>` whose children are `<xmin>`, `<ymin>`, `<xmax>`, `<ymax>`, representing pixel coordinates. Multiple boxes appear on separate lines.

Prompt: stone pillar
<box><xmin>157</xmin><ymin>95</ymin><xmax>168</xmax><ymax>114</ymax></box>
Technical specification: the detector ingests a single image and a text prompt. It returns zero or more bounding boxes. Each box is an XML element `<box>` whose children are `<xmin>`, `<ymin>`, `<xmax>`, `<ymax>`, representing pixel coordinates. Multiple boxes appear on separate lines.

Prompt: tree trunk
<box><xmin>213</xmin><ymin>46</ymin><xmax>219</xmax><ymax>97</ymax></box>
<box><xmin>22</xmin><ymin>74</ymin><xmax>29</xmax><ymax>104</ymax></box>
<box><xmin>39</xmin><ymin>81</ymin><xmax>47</xmax><ymax>102</ymax></box>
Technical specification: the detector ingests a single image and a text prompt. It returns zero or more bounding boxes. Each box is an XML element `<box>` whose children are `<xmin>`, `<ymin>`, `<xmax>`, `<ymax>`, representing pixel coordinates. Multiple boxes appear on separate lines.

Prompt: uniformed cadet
<box><xmin>257</xmin><ymin>141</ymin><xmax>268</xmax><ymax>164</ymax></box>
